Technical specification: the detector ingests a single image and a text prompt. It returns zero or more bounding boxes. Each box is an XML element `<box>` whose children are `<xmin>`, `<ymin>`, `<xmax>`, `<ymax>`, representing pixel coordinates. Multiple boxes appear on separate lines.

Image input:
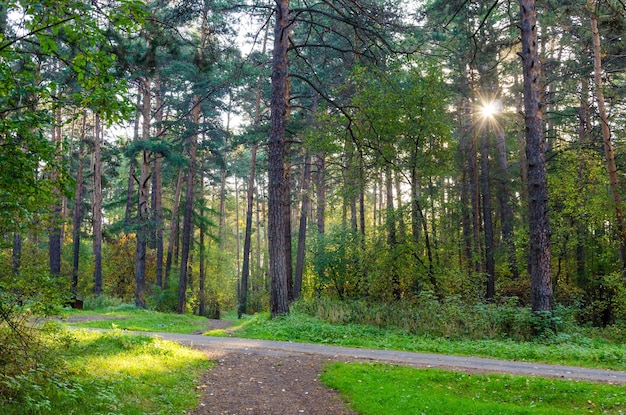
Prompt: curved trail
<box><xmin>127</xmin><ymin>330</ymin><xmax>626</xmax><ymax>384</ymax></box>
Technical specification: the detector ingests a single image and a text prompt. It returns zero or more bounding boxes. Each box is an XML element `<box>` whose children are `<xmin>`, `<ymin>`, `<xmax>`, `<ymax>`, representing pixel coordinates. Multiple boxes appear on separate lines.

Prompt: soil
<box><xmin>191</xmin><ymin>319</ymin><xmax>356</xmax><ymax>414</ymax></box>
<box><xmin>189</xmin><ymin>350</ymin><xmax>357</xmax><ymax>415</ymax></box>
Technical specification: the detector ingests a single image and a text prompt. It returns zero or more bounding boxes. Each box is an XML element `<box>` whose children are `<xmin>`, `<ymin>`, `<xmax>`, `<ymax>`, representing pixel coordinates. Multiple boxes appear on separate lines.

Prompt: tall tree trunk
<box><xmin>590</xmin><ymin>8</ymin><xmax>626</xmax><ymax>269</ymax></box>
<box><xmin>93</xmin><ymin>114</ymin><xmax>103</xmax><ymax>297</ymax></box>
<box><xmin>480</xmin><ymin>131</ymin><xmax>495</xmax><ymax>299</ymax></box>
<box><xmin>268</xmin><ymin>0</ymin><xmax>291</xmax><ymax>317</ymax></box>
<box><xmin>495</xmin><ymin>122</ymin><xmax>519</xmax><ymax>280</ymax></box>
<box><xmin>49</xmin><ymin>107</ymin><xmax>62</xmax><ymax>278</ymax></box>
<box><xmin>469</xmin><ymin>128</ymin><xmax>482</xmax><ymax>275</ymax></box>
<box><xmin>240</xmin><ymin>144</ymin><xmax>258</xmax><ymax>317</ymax></box>
<box><xmin>165</xmin><ymin>167</ymin><xmax>184</xmax><ymax>286</ymax></box>
<box><xmin>198</xmin><ymin>167</ymin><xmax>206</xmax><ymax>317</ymax></box>
<box><xmin>235</xmin><ymin>175</ymin><xmax>242</xmax><ymax>278</ymax></box>
<box><xmin>315</xmin><ymin>154</ymin><xmax>326</xmax><ymax>234</ymax></box>
<box><xmin>458</xmin><ymin>97</ymin><xmax>473</xmax><ymax>276</ymax></box>
<box><xmin>240</xmin><ymin>26</ymin><xmax>268</xmax><ymax>316</ymax></box>
<box><xmin>294</xmin><ymin>152</ymin><xmax>312</xmax><ymax>301</ymax></box>
<box><xmin>72</xmin><ymin>114</ymin><xmax>86</xmax><ymax>299</ymax></box>
<box><xmin>125</xmin><ymin>93</ymin><xmax>141</xmax><ymax>228</ymax></box>
<box><xmin>520</xmin><ymin>0</ymin><xmax>553</xmax><ymax>312</ymax></box>
<box><xmin>135</xmin><ymin>78</ymin><xmax>152</xmax><ymax>309</ymax></box>
<box><xmin>283</xmin><ymin>148</ymin><xmax>294</xmax><ymax>303</ymax></box>
<box><xmin>218</xmin><ymin>164</ymin><xmax>227</xmax><ymax>249</ymax></box>
<box><xmin>12</xmin><ymin>233</ymin><xmax>21</xmax><ymax>276</ymax></box>
<box><xmin>177</xmin><ymin>1</ymin><xmax>211</xmax><ymax>310</ymax></box>
<box><xmin>153</xmin><ymin>74</ymin><xmax>165</xmax><ymax>288</ymax></box>
<box><xmin>576</xmin><ymin>78</ymin><xmax>592</xmax><ymax>284</ymax></box>
<box><xmin>177</xmin><ymin>97</ymin><xmax>200</xmax><ymax>314</ymax></box>
<box><xmin>395</xmin><ymin>171</ymin><xmax>406</xmax><ymax>243</ymax></box>
<box><xmin>385</xmin><ymin>166</ymin><xmax>401</xmax><ymax>300</ymax></box>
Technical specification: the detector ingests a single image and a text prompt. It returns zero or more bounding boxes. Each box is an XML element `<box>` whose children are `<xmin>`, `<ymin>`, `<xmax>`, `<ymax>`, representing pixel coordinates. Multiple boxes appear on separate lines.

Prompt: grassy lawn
<box><xmin>63</xmin><ymin>306</ymin><xmax>215</xmax><ymax>334</ymax></box>
<box><xmin>208</xmin><ymin>312</ymin><xmax>626</xmax><ymax>371</ymax></box>
<box><xmin>321</xmin><ymin>362</ymin><xmax>626</xmax><ymax>415</ymax></box>
<box><xmin>2</xmin><ymin>325</ymin><xmax>210</xmax><ymax>415</ymax></box>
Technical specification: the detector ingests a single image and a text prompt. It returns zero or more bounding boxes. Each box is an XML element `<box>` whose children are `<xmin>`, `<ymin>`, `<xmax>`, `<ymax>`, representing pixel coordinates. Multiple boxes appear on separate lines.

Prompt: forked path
<box><xmin>143</xmin><ymin>331</ymin><xmax>626</xmax><ymax>384</ymax></box>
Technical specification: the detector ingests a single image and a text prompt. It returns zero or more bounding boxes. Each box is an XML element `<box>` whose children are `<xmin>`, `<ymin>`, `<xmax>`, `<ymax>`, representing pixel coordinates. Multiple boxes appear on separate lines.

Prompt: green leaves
<box><xmin>0</xmin><ymin>0</ymin><xmax>146</xmax><ymax>236</ymax></box>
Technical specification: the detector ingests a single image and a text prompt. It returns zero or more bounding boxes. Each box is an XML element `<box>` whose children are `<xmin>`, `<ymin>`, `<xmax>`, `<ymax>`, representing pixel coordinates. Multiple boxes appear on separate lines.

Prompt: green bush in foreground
<box><xmin>322</xmin><ymin>362</ymin><xmax>626</xmax><ymax>414</ymax></box>
<box><xmin>1</xmin><ymin>324</ymin><xmax>209</xmax><ymax>415</ymax></box>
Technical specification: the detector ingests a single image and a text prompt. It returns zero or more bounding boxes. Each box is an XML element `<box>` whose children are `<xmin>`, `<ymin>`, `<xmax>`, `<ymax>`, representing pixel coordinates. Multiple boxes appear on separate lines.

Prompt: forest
<box><xmin>6</xmin><ymin>0</ymin><xmax>626</xmax><ymax>412</ymax></box>
<box><xmin>3</xmin><ymin>0</ymin><xmax>626</xmax><ymax>361</ymax></box>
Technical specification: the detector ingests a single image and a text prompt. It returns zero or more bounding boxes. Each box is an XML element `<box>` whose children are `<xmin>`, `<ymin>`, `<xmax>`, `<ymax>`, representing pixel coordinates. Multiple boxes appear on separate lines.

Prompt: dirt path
<box><xmin>139</xmin><ymin>331</ymin><xmax>626</xmax><ymax>385</ymax></box>
<box><xmin>189</xmin><ymin>351</ymin><xmax>357</xmax><ymax>415</ymax></box>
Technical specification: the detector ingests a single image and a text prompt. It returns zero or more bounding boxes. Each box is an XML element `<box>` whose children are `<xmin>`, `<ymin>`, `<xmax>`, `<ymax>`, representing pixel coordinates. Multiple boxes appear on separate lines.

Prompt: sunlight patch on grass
<box><xmin>64</xmin><ymin>309</ymin><xmax>211</xmax><ymax>334</ymax></box>
<box><xmin>47</xmin><ymin>329</ymin><xmax>210</xmax><ymax>415</ymax></box>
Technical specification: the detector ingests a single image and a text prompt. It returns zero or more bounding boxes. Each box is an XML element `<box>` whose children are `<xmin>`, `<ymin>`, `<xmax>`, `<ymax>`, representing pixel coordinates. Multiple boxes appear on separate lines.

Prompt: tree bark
<box><xmin>294</xmin><ymin>152</ymin><xmax>312</xmax><ymax>301</ymax></box>
<box><xmin>385</xmin><ymin>166</ymin><xmax>401</xmax><ymax>300</ymax></box>
<box><xmin>154</xmin><ymin>74</ymin><xmax>165</xmax><ymax>288</ymax></box>
<box><xmin>177</xmin><ymin>96</ymin><xmax>200</xmax><ymax>314</ymax></box>
<box><xmin>165</xmin><ymin>167</ymin><xmax>184</xmax><ymax>286</ymax></box>
<box><xmin>469</xmin><ymin>127</ymin><xmax>482</xmax><ymax>275</ymax></box>
<box><xmin>590</xmin><ymin>8</ymin><xmax>626</xmax><ymax>269</ymax></box>
<box><xmin>12</xmin><ymin>233</ymin><xmax>21</xmax><ymax>276</ymax></box>
<box><xmin>135</xmin><ymin>78</ymin><xmax>152</xmax><ymax>309</ymax></box>
<box><xmin>49</xmin><ymin>107</ymin><xmax>62</xmax><ymax>278</ymax></box>
<box><xmin>495</xmin><ymin>122</ymin><xmax>519</xmax><ymax>280</ymax></box>
<box><xmin>576</xmin><ymin>78</ymin><xmax>592</xmax><ymax>284</ymax></box>
<box><xmin>480</xmin><ymin>130</ymin><xmax>495</xmax><ymax>299</ymax></box>
<box><xmin>239</xmin><ymin>143</ymin><xmax>257</xmax><ymax>317</ymax></box>
<box><xmin>71</xmin><ymin>114</ymin><xmax>86</xmax><ymax>299</ymax></box>
<box><xmin>520</xmin><ymin>0</ymin><xmax>553</xmax><ymax>312</ymax></box>
<box><xmin>198</xmin><ymin>163</ymin><xmax>206</xmax><ymax>317</ymax></box>
<box><xmin>125</xmin><ymin>93</ymin><xmax>141</xmax><ymax>228</ymax></box>
<box><xmin>218</xmin><ymin>164</ymin><xmax>227</xmax><ymax>249</ymax></box>
<box><xmin>268</xmin><ymin>0</ymin><xmax>291</xmax><ymax>317</ymax></box>
<box><xmin>315</xmin><ymin>154</ymin><xmax>326</xmax><ymax>235</ymax></box>
<box><xmin>93</xmin><ymin>114</ymin><xmax>103</xmax><ymax>297</ymax></box>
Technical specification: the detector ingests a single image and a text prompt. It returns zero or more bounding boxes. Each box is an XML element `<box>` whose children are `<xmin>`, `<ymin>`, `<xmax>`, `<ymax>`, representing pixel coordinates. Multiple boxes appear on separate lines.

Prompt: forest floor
<box><xmin>183</xmin><ymin>319</ymin><xmax>626</xmax><ymax>415</ymax></box>
<box><xmin>64</xmin><ymin>317</ymin><xmax>626</xmax><ymax>414</ymax></box>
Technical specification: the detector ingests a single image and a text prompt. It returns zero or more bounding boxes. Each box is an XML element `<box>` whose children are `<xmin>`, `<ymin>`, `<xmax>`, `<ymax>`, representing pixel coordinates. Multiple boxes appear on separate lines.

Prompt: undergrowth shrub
<box><xmin>292</xmin><ymin>295</ymin><xmax>575</xmax><ymax>341</ymax></box>
<box><xmin>0</xmin><ymin>313</ymin><xmax>77</xmax><ymax>413</ymax></box>
<box><xmin>82</xmin><ymin>294</ymin><xmax>125</xmax><ymax>310</ymax></box>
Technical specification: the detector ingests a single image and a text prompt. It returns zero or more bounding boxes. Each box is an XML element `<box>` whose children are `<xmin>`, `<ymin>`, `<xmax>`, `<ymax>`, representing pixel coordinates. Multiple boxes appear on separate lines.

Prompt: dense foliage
<box><xmin>3</xmin><ymin>0</ymin><xmax>626</xmax><ymax>409</ymax></box>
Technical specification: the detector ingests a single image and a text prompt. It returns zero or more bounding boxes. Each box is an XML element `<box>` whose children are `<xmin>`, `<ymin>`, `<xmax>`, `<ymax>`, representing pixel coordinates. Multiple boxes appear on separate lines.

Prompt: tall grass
<box><xmin>292</xmin><ymin>295</ymin><xmax>587</xmax><ymax>341</ymax></box>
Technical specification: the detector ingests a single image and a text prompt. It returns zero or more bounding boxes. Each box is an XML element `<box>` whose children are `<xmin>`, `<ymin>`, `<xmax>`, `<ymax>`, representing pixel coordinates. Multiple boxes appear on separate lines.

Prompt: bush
<box><xmin>0</xmin><ymin>310</ymin><xmax>77</xmax><ymax>413</ymax></box>
<box><xmin>292</xmin><ymin>296</ymin><xmax>575</xmax><ymax>341</ymax></box>
<box><xmin>82</xmin><ymin>294</ymin><xmax>125</xmax><ymax>310</ymax></box>
<box><xmin>148</xmin><ymin>280</ymin><xmax>179</xmax><ymax>313</ymax></box>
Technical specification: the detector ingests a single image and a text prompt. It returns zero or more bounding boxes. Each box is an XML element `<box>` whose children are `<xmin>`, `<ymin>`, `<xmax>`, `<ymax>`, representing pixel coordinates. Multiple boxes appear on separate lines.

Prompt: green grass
<box><xmin>321</xmin><ymin>362</ymin><xmax>626</xmax><ymax>414</ymax></box>
<box><xmin>63</xmin><ymin>307</ymin><xmax>216</xmax><ymax>334</ymax></box>
<box><xmin>210</xmin><ymin>312</ymin><xmax>626</xmax><ymax>371</ymax></box>
<box><xmin>2</xmin><ymin>325</ymin><xmax>211</xmax><ymax>415</ymax></box>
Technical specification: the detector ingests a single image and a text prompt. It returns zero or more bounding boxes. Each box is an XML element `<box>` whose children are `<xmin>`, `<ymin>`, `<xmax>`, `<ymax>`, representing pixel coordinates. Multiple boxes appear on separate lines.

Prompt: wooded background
<box><xmin>2</xmin><ymin>0</ymin><xmax>626</xmax><ymax>327</ymax></box>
